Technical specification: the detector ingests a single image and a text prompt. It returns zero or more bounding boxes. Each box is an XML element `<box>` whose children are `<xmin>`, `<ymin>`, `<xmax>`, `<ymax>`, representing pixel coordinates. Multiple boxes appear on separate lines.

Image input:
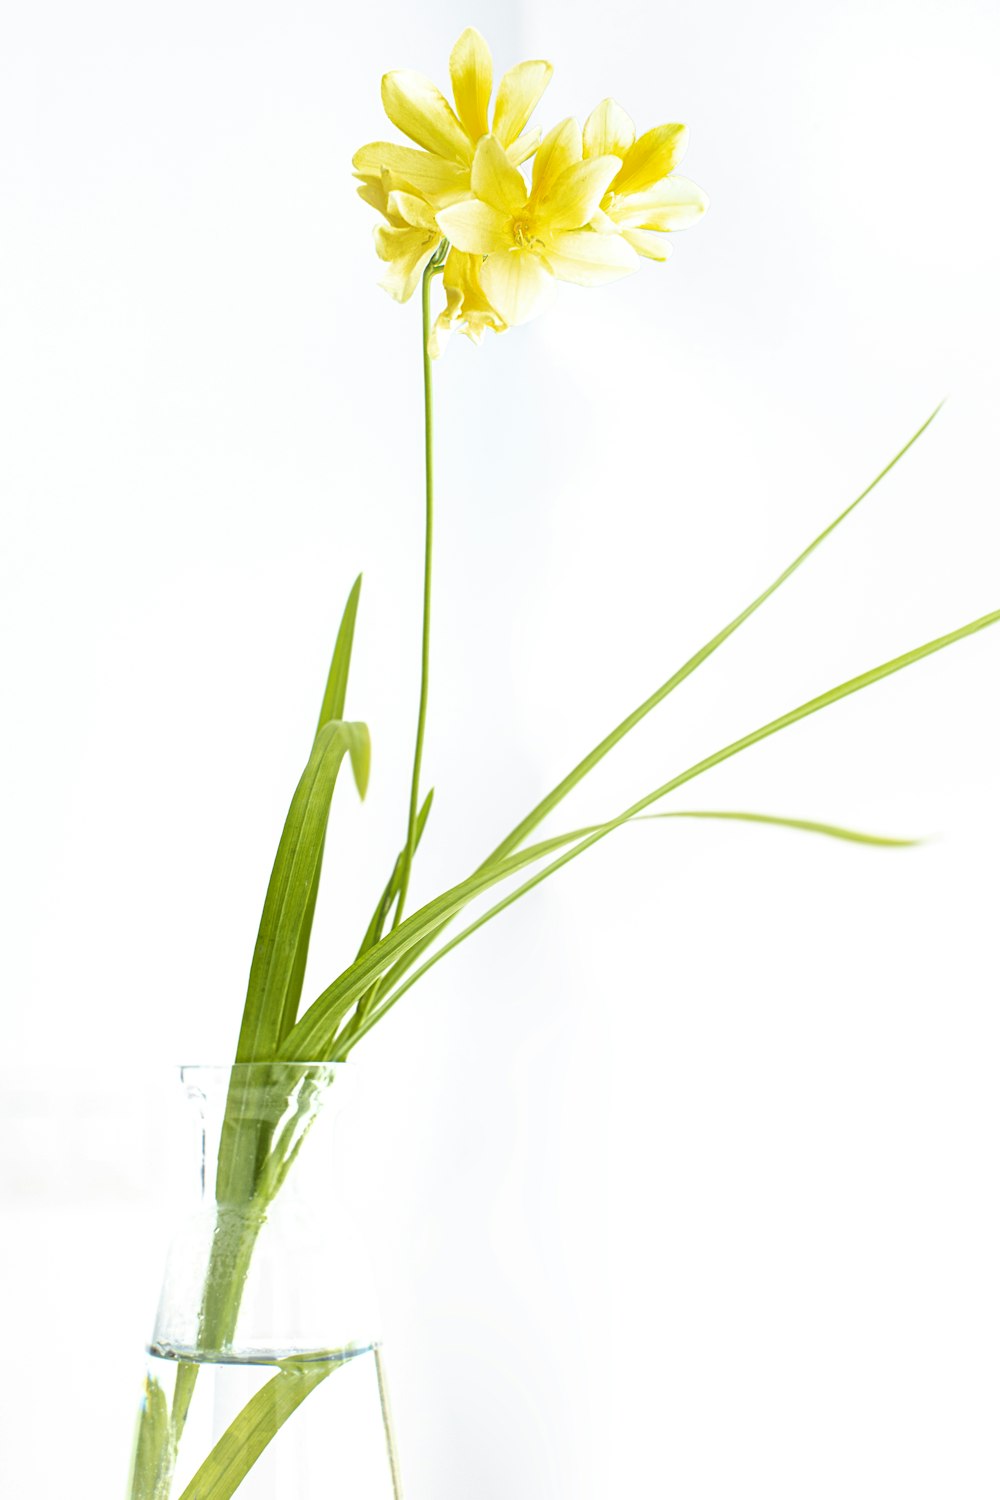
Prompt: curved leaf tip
<box><xmin>348</xmin><ymin>723</ymin><xmax>372</xmax><ymax>799</ymax></box>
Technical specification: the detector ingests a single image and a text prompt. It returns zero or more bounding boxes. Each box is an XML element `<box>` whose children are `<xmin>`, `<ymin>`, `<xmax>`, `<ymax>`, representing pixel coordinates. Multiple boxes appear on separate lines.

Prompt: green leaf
<box><xmin>237</xmin><ymin>718</ymin><xmax>370</xmax><ymax>1065</ymax></box>
<box><xmin>317</xmin><ymin>574</ymin><xmax>362</xmax><ymax>731</ymax></box>
<box><xmin>284</xmin><ymin>796</ymin><xmax>893</xmax><ymax>1061</ymax></box>
<box><xmin>487</xmin><ymin>405</ymin><xmax>944</xmax><ymax>863</ymax></box>
<box><xmin>286</xmin><ymin>575</ymin><xmax>365</xmax><ymax>1027</ymax></box>
<box><xmin>175</xmin><ymin>1358</ymin><xmax>341</xmax><ymax>1500</ymax></box>
<box><xmin>340</xmin><ymin>789</ymin><xmax>437</xmax><ymax>1047</ymax></box>
<box><xmin>355</xmin><ymin>408</ymin><xmax>945</xmax><ymax>1003</ymax></box>
<box><xmin>127</xmin><ymin>1372</ymin><xmax>174</xmax><ymax>1500</ymax></box>
<box><xmin>639</xmin><ymin>809</ymin><xmax>921</xmax><ymax>846</ymax></box>
<box><xmin>349</xmin><ymin>809</ymin><xmax>921</xmax><ymax>1041</ymax></box>
<box><xmin>341</xmin><ymin>605</ymin><xmax>997</xmax><ymax>1049</ymax></box>
<box><xmin>356</xmin><ymin>790</ymin><xmax>435</xmax><ymax>961</ymax></box>
<box><xmin>278</xmin><ymin>826</ymin><xmax>622</xmax><ymax>1060</ymax></box>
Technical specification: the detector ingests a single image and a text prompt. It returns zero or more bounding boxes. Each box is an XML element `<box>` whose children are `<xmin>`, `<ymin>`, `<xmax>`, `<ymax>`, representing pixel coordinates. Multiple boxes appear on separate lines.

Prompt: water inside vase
<box><xmin>135</xmin><ymin>1342</ymin><xmax>401</xmax><ymax>1499</ymax></box>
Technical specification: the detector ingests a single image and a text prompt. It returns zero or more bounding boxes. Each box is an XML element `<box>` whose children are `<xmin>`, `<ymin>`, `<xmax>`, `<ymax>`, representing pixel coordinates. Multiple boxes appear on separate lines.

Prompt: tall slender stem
<box><xmin>394</xmin><ymin>248</ymin><xmax>445</xmax><ymax>927</ymax></box>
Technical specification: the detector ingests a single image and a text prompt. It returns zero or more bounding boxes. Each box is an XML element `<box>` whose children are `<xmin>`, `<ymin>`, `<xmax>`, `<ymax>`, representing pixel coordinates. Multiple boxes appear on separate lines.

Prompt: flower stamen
<box><xmin>511</xmin><ymin>220</ymin><xmax>541</xmax><ymax>251</ymax></box>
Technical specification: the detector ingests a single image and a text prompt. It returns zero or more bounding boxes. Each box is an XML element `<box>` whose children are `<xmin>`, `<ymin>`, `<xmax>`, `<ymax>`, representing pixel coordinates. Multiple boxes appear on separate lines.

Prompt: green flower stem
<box><xmin>355</xmin><ymin>250</ymin><xmax>445</xmax><ymax>1039</ymax></box>
<box><xmin>394</xmin><ymin>243</ymin><xmax>448</xmax><ymax>931</ymax></box>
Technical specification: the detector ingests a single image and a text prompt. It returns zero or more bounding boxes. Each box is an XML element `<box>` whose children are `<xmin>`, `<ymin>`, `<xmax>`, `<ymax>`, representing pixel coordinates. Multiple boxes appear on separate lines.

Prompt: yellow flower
<box><xmin>436</xmin><ymin>122</ymin><xmax>639</xmax><ymax>327</ymax></box>
<box><xmin>583</xmin><ymin>98</ymin><xmax>708</xmax><ymax>261</ymax></box>
<box><xmin>429</xmin><ymin>251</ymin><xmax>508</xmax><ymax>357</ymax></box>
<box><xmin>353</xmin><ymin>28</ymin><xmax>553</xmax><ymax>300</ymax></box>
<box><xmin>355</xmin><ymin>169</ymin><xmax>443</xmax><ymax>302</ymax></box>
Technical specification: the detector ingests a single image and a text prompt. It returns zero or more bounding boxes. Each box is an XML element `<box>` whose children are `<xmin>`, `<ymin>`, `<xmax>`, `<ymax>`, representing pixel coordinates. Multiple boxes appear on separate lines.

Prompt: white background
<box><xmin>3</xmin><ymin>0</ymin><xmax>1000</xmax><ymax>1495</ymax></box>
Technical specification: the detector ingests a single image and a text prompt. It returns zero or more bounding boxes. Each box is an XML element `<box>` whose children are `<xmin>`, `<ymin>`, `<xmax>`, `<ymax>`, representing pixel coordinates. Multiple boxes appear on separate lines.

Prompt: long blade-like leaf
<box><xmin>339</xmin><ymin>606</ymin><xmax>998</xmax><ymax>1051</ymax></box>
<box><xmin>238</xmin><ymin>718</ymin><xmax>370</xmax><ymax>1064</ymax></box>
<box><xmin>317</xmin><ymin>574</ymin><xmax>362</xmax><ymax>731</ymax></box>
<box><xmin>286</xmin><ymin>575</ymin><xmax>365</xmax><ymax>1019</ymax></box>
<box><xmin>357</xmin><ymin>790</ymin><xmax>435</xmax><ymax>961</ymax></box>
<box><xmin>335</xmin><ymin>808</ymin><xmax>918</xmax><ymax>1049</ymax></box>
<box><xmin>176</xmin><ymin>1358</ymin><xmax>339</xmax><ymax>1500</ymax></box>
<box><xmin>279</xmin><ymin>825</ymin><xmax>633</xmax><ymax>1060</ymax></box>
<box><xmin>639</xmin><ymin>810</ymin><xmax>920</xmax><ymax>846</ymax></box>
<box><xmin>487</xmin><ymin>406</ymin><xmax>943</xmax><ymax>863</ymax></box>
<box><xmin>360</xmin><ymin>409</ymin><xmax>945</xmax><ymax>1003</ymax></box>
<box><xmin>281</xmin><ymin>729</ymin><xmax>931</xmax><ymax>1064</ymax></box>
<box><xmin>349</xmin><ymin>810</ymin><xmax>922</xmax><ymax>1044</ymax></box>
<box><xmin>127</xmin><ymin>1372</ymin><xmax>173</xmax><ymax>1500</ymax></box>
<box><xmin>345</xmin><ymin>792</ymin><xmax>435</xmax><ymax>1039</ymax></box>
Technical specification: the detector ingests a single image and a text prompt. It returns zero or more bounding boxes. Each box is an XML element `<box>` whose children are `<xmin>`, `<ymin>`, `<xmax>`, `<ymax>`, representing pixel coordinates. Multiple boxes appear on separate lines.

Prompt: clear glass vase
<box><xmin>126</xmin><ymin>1063</ymin><xmax>403</xmax><ymax>1500</ymax></box>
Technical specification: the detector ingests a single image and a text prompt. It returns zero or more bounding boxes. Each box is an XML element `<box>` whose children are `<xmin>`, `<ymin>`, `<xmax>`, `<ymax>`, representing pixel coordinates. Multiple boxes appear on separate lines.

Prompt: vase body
<box><xmin>127</xmin><ymin>1063</ymin><xmax>402</xmax><ymax>1500</ymax></box>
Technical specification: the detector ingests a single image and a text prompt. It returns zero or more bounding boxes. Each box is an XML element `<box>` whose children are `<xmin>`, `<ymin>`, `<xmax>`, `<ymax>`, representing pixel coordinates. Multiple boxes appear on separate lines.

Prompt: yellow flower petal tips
<box><xmin>353</xmin><ymin>32</ymin><xmax>707</xmax><ymax>347</ymax></box>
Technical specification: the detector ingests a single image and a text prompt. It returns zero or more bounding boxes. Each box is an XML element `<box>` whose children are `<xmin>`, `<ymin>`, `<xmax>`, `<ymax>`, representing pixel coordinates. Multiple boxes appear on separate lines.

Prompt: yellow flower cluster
<box><xmin>353</xmin><ymin>29</ymin><xmax>708</xmax><ymax>354</ymax></box>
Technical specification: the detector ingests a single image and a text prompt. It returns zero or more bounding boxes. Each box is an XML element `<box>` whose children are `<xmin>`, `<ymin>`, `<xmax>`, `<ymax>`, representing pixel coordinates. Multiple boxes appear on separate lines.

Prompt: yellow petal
<box><xmin>507</xmin><ymin>128</ymin><xmax>542</xmax><ymax>166</ymax></box>
<box><xmin>374</xmin><ymin>221</ymin><xmax>437</xmax><ymax>266</ymax></box>
<box><xmin>353</xmin><ymin>142</ymin><xmax>470</xmax><ymax>199</ymax></box>
<box><xmin>449</xmin><ymin>28</ymin><xmax>493</xmax><ymax>143</ymax></box>
<box><xmin>441</xmin><ymin>247</ymin><xmax>487</xmax><ymax>310</ymax></box>
<box><xmin>615</xmin><ymin>123</ymin><xmax>689</xmax><ymax>195</ymax></box>
<box><xmin>479</xmin><ymin>249</ymin><xmax>555</xmax><ymax>325</ymax></box>
<box><xmin>611</xmin><ymin>177</ymin><xmax>709</xmax><ymax>230</ymax></box>
<box><xmin>381</xmin><ymin>71</ymin><xmax>472</xmax><ymax>164</ymax></box>
<box><xmin>492</xmin><ymin>60</ymin><xmax>553</xmax><ymax>148</ymax></box>
<box><xmin>430</xmin><ymin>249</ymin><xmax>508</xmax><ymax>357</ymax></box>
<box><xmin>530</xmin><ymin>118</ymin><xmax>583</xmax><ymax>202</ymax></box>
<box><xmin>387</xmin><ymin>189</ymin><xmax>439</xmax><ymax>231</ymax></box>
<box><xmin>542</xmin><ymin>228</ymin><xmax>639</xmax><ymax>286</ymax></box>
<box><xmin>452</xmin><ymin>251</ymin><xmax>506</xmax><ymax>328</ymax></box>
<box><xmin>379</xmin><ymin>255</ymin><xmax>436</xmax><ymax>303</ymax></box>
<box><xmin>355</xmin><ymin>172</ymin><xmax>391</xmax><ymax>216</ymax></box>
<box><xmin>622</xmin><ymin>227</ymin><xmax>673</xmax><ymax>261</ymax></box>
<box><xmin>436</xmin><ymin>198</ymin><xmax>512</xmax><ymax>255</ymax></box>
<box><xmin>429</xmin><ymin>278</ymin><xmax>464</xmax><ymax>360</ymax></box>
<box><xmin>540</xmin><ymin>155</ymin><xmax>622</xmax><ymax>231</ymax></box>
<box><xmin>583</xmin><ymin>98</ymin><xmax>635</xmax><ymax>160</ymax></box>
<box><xmin>471</xmin><ymin>135</ymin><xmax>527</xmax><ymax>216</ymax></box>
<box><xmin>588</xmin><ymin>206</ymin><xmax>619</xmax><ymax>233</ymax></box>
<box><xmin>373</xmin><ymin>224</ymin><xmax>440</xmax><ymax>302</ymax></box>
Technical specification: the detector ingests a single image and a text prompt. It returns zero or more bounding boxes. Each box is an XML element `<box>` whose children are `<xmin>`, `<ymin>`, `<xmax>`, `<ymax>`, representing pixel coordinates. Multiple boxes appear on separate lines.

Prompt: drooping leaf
<box><xmin>338</xmin><ymin>604</ymin><xmax>998</xmax><ymax>1050</ymax></box>
<box><xmin>354</xmin><ymin>409</ymin><xmax>945</xmax><ymax>1001</ymax></box>
<box><xmin>638</xmin><ymin>809</ymin><xmax>920</xmax><ymax>846</ymax></box>
<box><xmin>237</xmin><ymin>719</ymin><xmax>370</xmax><ymax>1066</ymax></box>
<box><xmin>487</xmin><ymin>405</ymin><xmax>944</xmax><ymax>863</ymax></box>
<box><xmin>355</xmin><ymin>809</ymin><xmax>920</xmax><ymax>1029</ymax></box>
<box><xmin>285</xmin><ymin>788</ymin><xmax>921</xmax><ymax>1062</ymax></box>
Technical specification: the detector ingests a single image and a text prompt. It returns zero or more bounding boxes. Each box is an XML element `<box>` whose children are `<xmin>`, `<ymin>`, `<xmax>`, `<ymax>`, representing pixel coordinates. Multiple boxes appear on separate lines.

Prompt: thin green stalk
<box><xmin>394</xmin><ymin>247</ymin><xmax>446</xmax><ymax>928</ymax></box>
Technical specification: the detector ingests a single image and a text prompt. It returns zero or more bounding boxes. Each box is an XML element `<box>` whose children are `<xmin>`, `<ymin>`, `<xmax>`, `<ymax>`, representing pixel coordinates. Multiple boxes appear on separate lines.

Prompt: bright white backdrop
<box><xmin>2</xmin><ymin>1</ymin><xmax>1000</xmax><ymax>1496</ymax></box>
